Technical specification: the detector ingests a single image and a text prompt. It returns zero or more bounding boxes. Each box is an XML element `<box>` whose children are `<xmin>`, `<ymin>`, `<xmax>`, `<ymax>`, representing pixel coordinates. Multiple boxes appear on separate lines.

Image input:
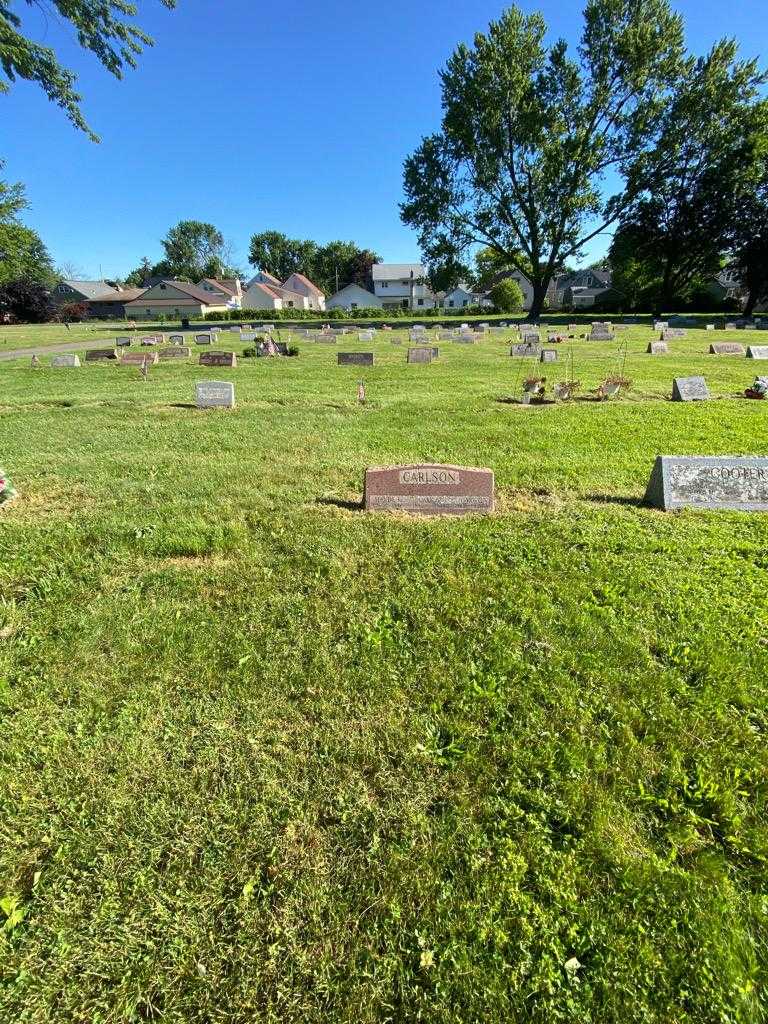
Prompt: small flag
<box><xmin>358</xmin><ymin>380</ymin><xmax>366</xmax><ymax>404</ymax></box>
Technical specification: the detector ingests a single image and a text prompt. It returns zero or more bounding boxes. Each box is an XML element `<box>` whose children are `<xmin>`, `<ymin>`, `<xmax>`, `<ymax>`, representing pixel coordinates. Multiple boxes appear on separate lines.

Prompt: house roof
<box><xmin>161</xmin><ymin>281</ymin><xmax>228</xmax><ymax>304</ymax></box>
<box><xmin>284</xmin><ymin>272</ymin><xmax>324</xmax><ymax>296</ymax></box>
<box><xmin>331</xmin><ymin>283</ymin><xmax>378</xmax><ymax>298</ymax></box>
<box><xmin>198</xmin><ymin>278</ymin><xmax>238</xmax><ymax>296</ymax></box>
<box><xmin>60</xmin><ymin>279</ymin><xmax>112</xmax><ymax>299</ymax></box>
<box><xmin>568</xmin><ymin>286</ymin><xmax>614</xmax><ymax>298</ymax></box>
<box><xmin>253</xmin><ymin>271</ymin><xmax>281</xmax><ymax>287</ymax></box>
<box><xmin>89</xmin><ymin>287</ymin><xmax>146</xmax><ymax>304</ymax></box>
<box><xmin>248</xmin><ymin>282</ymin><xmax>284</xmax><ymax>301</ymax></box>
<box><xmin>372</xmin><ymin>263</ymin><xmax>425</xmax><ymax>281</ymax></box>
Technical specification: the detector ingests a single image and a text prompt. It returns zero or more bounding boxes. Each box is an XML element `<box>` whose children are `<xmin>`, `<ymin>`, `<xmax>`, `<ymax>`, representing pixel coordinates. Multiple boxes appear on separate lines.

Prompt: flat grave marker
<box><xmin>51</xmin><ymin>354</ymin><xmax>80</xmax><ymax>368</ymax></box>
<box><xmin>195</xmin><ymin>381</ymin><xmax>235</xmax><ymax>409</ymax></box>
<box><xmin>338</xmin><ymin>352</ymin><xmax>374</xmax><ymax>366</ymax></box>
<box><xmin>672</xmin><ymin>375</ymin><xmax>710</xmax><ymax>402</ymax></box>
<box><xmin>200</xmin><ymin>351</ymin><xmax>237</xmax><ymax>368</ymax></box>
<box><xmin>364</xmin><ymin>464</ymin><xmax>494</xmax><ymax>516</ymax></box>
<box><xmin>645</xmin><ymin>455</ymin><xmax>768</xmax><ymax>511</ymax></box>
<box><xmin>710</xmin><ymin>342</ymin><xmax>746</xmax><ymax>356</ymax></box>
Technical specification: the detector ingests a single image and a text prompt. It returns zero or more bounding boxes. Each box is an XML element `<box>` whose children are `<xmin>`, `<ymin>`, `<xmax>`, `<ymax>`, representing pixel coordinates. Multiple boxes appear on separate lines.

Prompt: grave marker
<box><xmin>663</xmin><ymin>328</ymin><xmax>686</xmax><ymax>340</ymax></box>
<box><xmin>51</xmin><ymin>354</ymin><xmax>81</xmax><ymax>368</ymax></box>
<box><xmin>167</xmin><ymin>334</ymin><xmax>185</xmax><ymax>345</ymax></box>
<box><xmin>194</xmin><ymin>333</ymin><xmax>213</xmax><ymax>345</ymax></box>
<box><xmin>511</xmin><ymin>343</ymin><xmax>540</xmax><ymax>357</ymax></box>
<box><xmin>540</xmin><ymin>349</ymin><xmax>558</xmax><ymax>363</ymax></box>
<box><xmin>338</xmin><ymin>352</ymin><xmax>374</xmax><ymax>366</ymax></box>
<box><xmin>85</xmin><ymin>348</ymin><xmax>118</xmax><ymax>362</ymax></box>
<box><xmin>407</xmin><ymin>347</ymin><xmax>432</xmax><ymax>364</ymax></box>
<box><xmin>644</xmin><ymin>455</ymin><xmax>768</xmax><ymax>511</ymax></box>
<box><xmin>200</xmin><ymin>351</ymin><xmax>237</xmax><ymax>367</ymax></box>
<box><xmin>710</xmin><ymin>342</ymin><xmax>746</xmax><ymax>356</ymax></box>
<box><xmin>115</xmin><ymin>337</ymin><xmax>133</xmax><ymax>347</ymax></box>
<box><xmin>747</xmin><ymin>345</ymin><xmax>768</xmax><ymax>360</ymax></box>
<box><xmin>364</xmin><ymin>464</ymin><xmax>494</xmax><ymax>516</ymax></box>
<box><xmin>159</xmin><ymin>346</ymin><xmax>191</xmax><ymax>360</ymax></box>
<box><xmin>590</xmin><ymin>326</ymin><xmax>615</xmax><ymax>341</ymax></box>
<box><xmin>672</xmin><ymin>376</ymin><xmax>710</xmax><ymax>402</ymax></box>
<box><xmin>121</xmin><ymin>351</ymin><xmax>159</xmax><ymax>366</ymax></box>
<box><xmin>195</xmin><ymin>381</ymin><xmax>235</xmax><ymax>409</ymax></box>
<box><xmin>647</xmin><ymin>341</ymin><xmax>668</xmax><ymax>354</ymax></box>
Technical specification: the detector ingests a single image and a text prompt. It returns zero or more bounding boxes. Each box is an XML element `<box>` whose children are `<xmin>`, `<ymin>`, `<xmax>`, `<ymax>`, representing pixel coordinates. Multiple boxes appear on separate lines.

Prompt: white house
<box><xmin>196</xmin><ymin>278</ymin><xmax>243</xmax><ymax>308</ymax></box>
<box><xmin>372</xmin><ymin>263</ymin><xmax>439</xmax><ymax>309</ymax></box>
<box><xmin>326</xmin><ymin>283</ymin><xmax>382</xmax><ymax>310</ymax></box>
<box><xmin>240</xmin><ymin>281</ymin><xmax>287</xmax><ymax>310</ymax></box>
<box><xmin>282</xmin><ymin>273</ymin><xmax>325</xmax><ymax>311</ymax></box>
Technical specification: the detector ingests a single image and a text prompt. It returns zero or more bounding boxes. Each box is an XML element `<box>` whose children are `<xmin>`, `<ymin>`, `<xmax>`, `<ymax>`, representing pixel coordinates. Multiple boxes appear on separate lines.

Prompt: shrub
<box><xmin>490</xmin><ymin>278</ymin><xmax>524</xmax><ymax>312</ymax></box>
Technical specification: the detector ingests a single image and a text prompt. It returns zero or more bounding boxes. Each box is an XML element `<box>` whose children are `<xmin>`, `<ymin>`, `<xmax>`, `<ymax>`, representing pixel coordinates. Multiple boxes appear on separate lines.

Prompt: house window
<box><xmin>462</xmin><ymin>300</ymin><xmax>468</xmax><ymax>307</ymax></box>
<box><xmin>381</xmin><ymin>282</ymin><xmax>388</xmax><ymax>288</ymax></box>
<box><xmin>418</xmin><ymin>299</ymin><xmax>424</xmax><ymax>306</ymax></box>
<box><xmin>449</xmin><ymin>300</ymin><xmax>454</xmax><ymax>307</ymax></box>
<box><xmin>351</xmin><ymin>303</ymin><xmax>358</xmax><ymax>309</ymax></box>
<box><xmin>287</xmin><ymin>301</ymin><xmax>294</xmax><ymax>308</ymax></box>
<box><xmin>160</xmin><ymin>283</ymin><xmax>166</xmax><ymax>290</ymax></box>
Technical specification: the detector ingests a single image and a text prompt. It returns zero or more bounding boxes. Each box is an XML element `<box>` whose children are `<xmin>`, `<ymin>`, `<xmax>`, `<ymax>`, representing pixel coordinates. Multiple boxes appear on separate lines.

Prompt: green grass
<box><xmin>1</xmin><ymin>326</ymin><xmax>767</xmax><ymax>1023</ymax></box>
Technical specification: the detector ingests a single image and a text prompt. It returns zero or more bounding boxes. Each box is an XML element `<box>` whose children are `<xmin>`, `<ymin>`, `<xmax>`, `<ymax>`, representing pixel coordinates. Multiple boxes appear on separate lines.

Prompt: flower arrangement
<box><xmin>523</xmin><ymin>376</ymin><xmax>546</xmax><ymax>396</ymax></box>
<box><xmin>745</xmin><ymin>376</ymin><xmax>768</xmax><ymax>400</ymax></box>
<box><xmin>0</xmin><ymin>468</ymin><xmax>17</xmax><ymax>505</ymax></box>
<box><xmin>554</xmin><ymin>379</ymin><xmax>581</xmax><ymax>401</ymax></box>
<box><xmin>597</xmin><ymin>375</ymin><xmax>632</xmax><ymax>400</ymax></box>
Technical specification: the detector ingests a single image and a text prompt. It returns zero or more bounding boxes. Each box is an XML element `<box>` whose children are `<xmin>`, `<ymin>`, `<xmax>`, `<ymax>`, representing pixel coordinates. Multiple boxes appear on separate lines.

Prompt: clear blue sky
<box><xmin>4</xmin><ymin>0</ymin><xmax>767</xmax><ymax>280</ymax></box>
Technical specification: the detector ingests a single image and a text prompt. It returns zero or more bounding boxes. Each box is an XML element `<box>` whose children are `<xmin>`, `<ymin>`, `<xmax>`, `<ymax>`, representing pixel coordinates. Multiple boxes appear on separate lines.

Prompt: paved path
<box><xmin>0</xmin><ymin>338</ymin><xmax>118</xmax><ymax>362</ymax></box>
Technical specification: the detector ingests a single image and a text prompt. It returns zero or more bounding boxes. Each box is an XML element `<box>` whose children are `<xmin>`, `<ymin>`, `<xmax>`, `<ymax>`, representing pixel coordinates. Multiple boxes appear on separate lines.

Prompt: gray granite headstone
<box><xmin>540</xmin><ymin>349</ymin><xmax>558</xmax><ymax>363</ymax></box>
<box><xmin>710</xmin><ymin>342</ymin><xmax>746</xmax><ymax>356</ymax></box>
<box><xmin>672</xmin><ymin>376</ymin><xmax>710</xmax><ymax>401</ymax></box>
<box><xmin>364</xmin><ymin>464</ymin><xmax>494</xmax><ymax>515</ymax></box>
<box><xmin>590</xmin><ymin>326</ymin><xmax>614</xmax><ymax>341</ymax></box>
<box><xmin>511</xmin><ymin>343</ymin><xmax>540</xmax><ymax>357</ymax></box>
<box><xmin>407</xmin><ymin>347</ymin><xmax>432</xmax><ymax>363</ymax></box>
<box><xmin>167</xmin><ymin>334</ymin><xmax>185</xmax><ymax>345</ymax></box>
<box><xmin>522</xmin><ymin>332</ymin><xmax>541</xmax><ymax>345</ymax></box>
<box><xmin>51</xmin><ymin>353</ymin><xmax>81</xmax><ymax>368</ymax></box>
<box><xmin>85</xmin><ymin>348</ymin><xmax>118</xmax><ymax>362</ymax></box>
<box><xmin>159</xmin><ymin>346</ymin><xmax>191</xmax><ymax>360</ymax></box>
<box><xmin>338</xmin><ymin>352</ymin><xmax>374</xmax><ymax>366</ymax></box>
<box><xmin>194</xmin><ymin>333</ymin><xmax>213</xmax><ymax>345</ymax></box>
<box><xmin>663</xmin><ymin>328</ymin><xmax>686</xmax><ymax>340</ymax></box>
<box><xmin>115</xmin><ymin>337</ymin><xmax>133</xmax><ymax>347</ymax></box>
<box><xmin>644</xmin><ymin>455</ymin><xmax>768</xmax><ymax>510</ymax></box>
<box><xmin>747</xmin><ymin>346</ymin><xmax>768</xmax><ymax>360</ymax></box>
<box><xmin>195</xmin><ymin>381</ymin><xmax>235</xmax><ymax>409</ymax></box>
<box><xmin>647</xmin><ymin>341</ymin><xmax>668</xmax><ymax>354</ymax></box>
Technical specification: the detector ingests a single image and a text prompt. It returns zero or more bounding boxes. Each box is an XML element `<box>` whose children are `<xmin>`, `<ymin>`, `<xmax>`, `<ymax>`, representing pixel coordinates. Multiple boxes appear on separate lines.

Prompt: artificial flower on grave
<box><xmin>0</xmin><ymin>468</ymin><xmax>18</xmax><ymax>505</ymax></box>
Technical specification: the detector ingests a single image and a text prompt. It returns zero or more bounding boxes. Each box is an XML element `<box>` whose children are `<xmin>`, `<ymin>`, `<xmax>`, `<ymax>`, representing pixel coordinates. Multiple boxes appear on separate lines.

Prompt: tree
<box><xmin>158</xmin><ymin>220</ymin><xmax>233</xmax><ymax>282</ymax></box>
<box><xmin>426</xmin><ymin>258</ymin><xmax>471</xmax><ymax>301</ymax></box>
<box><xmin>732</xmin><ymin>168</ymin><xmax>768</xmax><ymax>318</ymax></box>
<box><xmin>610</xmin><ymin>42</ymin><xmax>768</xmax><ymax>313</ymax></box>
<box><xmin>123</xmin><ymin>256</ymin><xmax>155</xmax><ymax>288</ymax></box>
<box><xmin>474</xmin><ymin>246</ymin><xmax>533</xmax><ymax>290</ymax></box>
<box><xmin>0</xmin><ymin>0</ymin><xmax>175</xmax><ymax>140</ymax></box>
<box><xmin>490</xmin><ymin>278</ymin><xmax>524</xmax><ymax>312</ymax></box>
<box><xmin>0</xmin><ymin>278</ymin><xmax>53</xmax><ymax>322</ymax></box>
<box><xmin>248</xmin><ymin>231</ymin><xmax>318</xmax><ymax>283</ymax></box>
<box><xmin>401</xmin><ymin>1</ymin><xmax>686</xmax><ymax>320</ymax></box>
<box><xmin>0</xmin><ymin>165</ymin><xmax>55</xmax><ymax>285</ymax></box>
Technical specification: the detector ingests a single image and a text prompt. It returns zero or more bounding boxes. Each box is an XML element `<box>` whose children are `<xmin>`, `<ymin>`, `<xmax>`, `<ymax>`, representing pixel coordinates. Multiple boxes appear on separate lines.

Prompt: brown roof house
<box><xmin>241</xmin><ymin>271</ymin><xmax>326</xmax><ymax>311</ymax></box>
<box><xmin>86</xmin><ymin>286</ymin><xmax>148</xmax><ymax>318</ymax></box>
<box><xmin>124</xmin><ymin>280</ymin><xmax>232</xmax><ymax>319</ymax></box>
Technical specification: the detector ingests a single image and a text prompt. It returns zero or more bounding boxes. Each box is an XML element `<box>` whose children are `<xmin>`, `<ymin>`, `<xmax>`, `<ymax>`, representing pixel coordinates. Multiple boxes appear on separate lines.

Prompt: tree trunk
<box><xmin>529</xmin><ymin>280</ymin><xmax>549</xmax><ymax>321</ymax></box>
<box><xmin>744</xmin><ymin>286</ymin><xmax>759</xmax><ymax>319</ymax></box>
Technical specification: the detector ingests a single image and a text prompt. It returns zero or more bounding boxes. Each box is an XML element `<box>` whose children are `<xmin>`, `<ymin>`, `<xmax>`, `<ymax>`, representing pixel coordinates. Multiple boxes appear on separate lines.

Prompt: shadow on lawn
<box><xmin>169</xmin><ymin>402</ymin><xmax>198</xmax><ymax>410</ymax></box>
<box><xmin>586</xmin><ymin>494</ymin><xmax>647</xmax><ymax>508</ymax></box>
<box><xmin>315</xmin><ymin>496</ymin><xmax>363</xmax><ymax>512</ymax></box>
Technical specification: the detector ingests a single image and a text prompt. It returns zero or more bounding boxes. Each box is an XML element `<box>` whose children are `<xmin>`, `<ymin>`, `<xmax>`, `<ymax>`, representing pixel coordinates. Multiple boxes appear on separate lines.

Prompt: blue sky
<box><xmin>4</xmin><ymin>0</ymin><xmax>767</xmax><ymax>280</ymax></box>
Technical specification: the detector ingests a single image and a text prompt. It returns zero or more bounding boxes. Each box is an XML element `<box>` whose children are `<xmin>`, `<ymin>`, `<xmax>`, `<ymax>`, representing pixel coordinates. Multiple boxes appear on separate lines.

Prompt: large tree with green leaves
<box><xmin>0</xmin><ymin>0</ymin><xmax>175</xmax><ymax>140</ymax></box>
<box><xmin>154</xmin><ymin>220</ymin><xmax>236</xmax><ymax>282</ymax></box>
<box><xmin>248</xmin><ymin>231</ymin><xmax>318</xmax><ymax>284</ymax></box>
<box><xmin>731</xmin><ymin>166</ymin><xmax>768</xmax><ymax>318</ymax></box>
<box><xmin>609</xmin><ymin>41</ymin><xmax>768</xmax><ymax>313</ymax></box>
<box><xmin>401</xmin><ymin>1</ymin><xmax>686</xmax><ymax>319</ymax></box>
<box><xmin>0</xmin><ymin>166</ymin><xmax>55</xmax><ymax>285</ymax></box>
<box><xmin>248</xmin><ymin>231</ymin><xmax>380</xmax><ymax>295</ymax></box>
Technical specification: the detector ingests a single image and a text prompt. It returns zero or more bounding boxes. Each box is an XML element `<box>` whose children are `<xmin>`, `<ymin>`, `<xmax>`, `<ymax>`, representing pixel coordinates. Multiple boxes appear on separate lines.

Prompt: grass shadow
<box><xmin>168</xmin><ymin>402</ymin><xmax>198</xmax><ymax>410</ymax></box>
<box><xmin>315</xmin><ymin>496</ymin><xmax>363</xmax><ymax>512</ymax></box>
<box><xmin>585</xmin><ymin>493</ymin><xmax>647</xmax><ymax>508</ymax></box>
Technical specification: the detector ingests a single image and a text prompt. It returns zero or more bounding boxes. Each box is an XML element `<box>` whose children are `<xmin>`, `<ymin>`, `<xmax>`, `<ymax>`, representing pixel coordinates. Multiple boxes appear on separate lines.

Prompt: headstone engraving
<box><xmin>644</xmin><ymin>456</ymin><xmax>768</xmax><ymax>511</ymax></box>
<box><xmin>647</xmin><ymin>341</ymin><xmax>668</xmax><ymax>354</ymax></box>
<box><xmin>121</xmin><ymin>351</ymin><xmax>159</xmax><ymax>365</ymax></box>
<box><xmin>407</xmin><ymin>347</ymin><xmax>432</xmax><ymax>363</ymax></box>
<box><xmin>159</xmin><ymin>346</ymin><xmax>191</xmax><ymax>360</ymax></box>
<box><xmin>522</xmin><ymin>332</ymin><xmax>541</xmax><ymax>345</ymax></box>
<box><xmin>710</xmin><ymin>342</ymin><xmax>746</xmax><ymax>356</ymax></box>
<box><xmin>195</xmin><ymin>381</ymin><xmax>235</xmax><ymax>409</ymax></box>
<box><xmin>194</xmin><ymin>333</ymin><xmax>213</xmax><ymax>346</ymax></box>
<box><xmin>747</xmin><ymin>345</ymin><xmax>768</xmax><ymax>360</ymax></box>
<box><xmin>672</xmin><ymin>376</ymin><xmax>710</xmax><ymax>402</ymax></box>
<box><xmin>51</xmin><ymin>353</ymin><xmax>81</xmax><ymax>368</ymax></box>
<box><xmin>511</xmin><ymin>343</ymin><xmax>540</xmax><ymax>357</ymax></box>
<box><xmin>141</xmin><ymin>336</ymin><xmax>160</xmax><ymax>346</ymax></box>
<box><xmin>338</xmin><ymin>352</ymin><xmax>374</xmax><ymax>366</ymax></box>
<box><xmin>590</xmin><ymin>326</ymin><xmax>615</xmax><ymax>341</ymax></box>
<box><xmin>167</xmin><ymin>334</ymin><xmax>185</xmax><ymax>345</ymax></box>
<box><xmin>200</xmin><ymin>351</ymin><xmax>237</xmax><ymax>367</ymax></box>
<box><xmin>115</xmin><ymin>336</ymin><xmax>133</xmax><ymax>347</ymax></box>
<box><xmin>663</xmin><ymin>328</ymin><xmax>686</xmax><ymax>340</ymax></box>
<box><xmin>85</xmin><ymin>348</ymin><xmax>118</xmax><ymax>362</ymax></box>
<box><xmin>364</xmin><ymin>464</ymin><xmax>494</xmax><ymax>515</ymax></box>
<box><xmin>540</xmin><ymin>349</ymin><xmax>558</xmax><ymax>363</ymax></box>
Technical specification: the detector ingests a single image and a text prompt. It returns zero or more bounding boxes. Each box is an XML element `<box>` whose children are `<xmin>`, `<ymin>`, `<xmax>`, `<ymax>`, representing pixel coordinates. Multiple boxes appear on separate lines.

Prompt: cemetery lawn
<box><xmin>1</xmin><ymin>326</ymin><xmax>767</xmax><ymax>1023</ymax></box>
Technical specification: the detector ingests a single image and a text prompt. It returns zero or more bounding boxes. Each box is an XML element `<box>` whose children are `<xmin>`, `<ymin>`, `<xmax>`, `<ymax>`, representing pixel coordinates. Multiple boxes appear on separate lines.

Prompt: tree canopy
<box><xmin>0</xmin><ymin>0</ymin><xmax>175</xmax><ymax>140</ymax></box>
<box><xmin>0</xmin><ymin>165</ymin><xmax>55</xmax><ymax>285</ymax></box>
<box><xmin>401</xmin><ymin>0</ymin><xmax>687</xmax><ymax>318</ymax></box>
<box><xmin>248</xmin><ymin>231</ymin><xmax>380</xmax><ymax>296</ymax></box>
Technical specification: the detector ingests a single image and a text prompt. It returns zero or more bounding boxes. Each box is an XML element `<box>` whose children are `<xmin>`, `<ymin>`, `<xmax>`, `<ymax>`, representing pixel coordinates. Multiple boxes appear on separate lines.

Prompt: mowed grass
<box><xmin>1</xmin><ymin>326</ymin><xmax>767</xmax><ymax>1023</ymax></box>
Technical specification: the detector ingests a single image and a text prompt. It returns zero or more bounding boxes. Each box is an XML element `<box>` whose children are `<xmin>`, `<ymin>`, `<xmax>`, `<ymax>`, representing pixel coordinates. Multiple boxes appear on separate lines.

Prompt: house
<box><xmin>197</xmin><ymin>278</ymin><xmax>243</xmax><ymax>308</ymax></box>
<box><xmin>123</xmin><ymin>280</ymin><xmax>232</xmax><ymax>319</ymax></box>
<box><xmin>282</xmin><ymin>273</ymin><xmax>325</xmax><ymax>311</ymax></box>
<box><xmin>371</xmin><ymin>263</ymin><xmax>439</xmax><ymax>309</ymax></box>
<box><xmin>52</xmin><ymin>279</ymin><xmax>113</xmax><ymax>305</ymax></box>
<box><xmin>553</xmin><ymin>269</ymin><xmax>613</xmax><ymax>308</ymax></box>
<box><xmin>241</xmin><ymin>272</ymin><xmax>325</xmax><ymax>311</ymax></box>
<box><xmin>444</xmin><ymin>284</ymin><xmax>489</xmax><ymax>309</ymax></box>
<box><xmin>488</xmin><ymin>270</ymin><xmax>538</xmax><ymax>310</ymax></box>
<box><xmin>326</xmin><ymin>283</ymin><xmax>382</xmax><ymax>310</ymax></box>
<box><xmin>86</xmin><ymin>286</ymin><xmax>147</xmax><ymax>318</ymax></box>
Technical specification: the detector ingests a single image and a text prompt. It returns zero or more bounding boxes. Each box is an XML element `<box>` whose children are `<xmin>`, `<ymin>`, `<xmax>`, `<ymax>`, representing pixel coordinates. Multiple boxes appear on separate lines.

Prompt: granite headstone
<box><xmin>645</xmin><ymin>455</ymin><xmax>768</xmax><ymax>511</ymax></box>
<box><xmin>364</xmin><ymin>464</ymin><xmax>494</xmax><ymax>516</ymax></box>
